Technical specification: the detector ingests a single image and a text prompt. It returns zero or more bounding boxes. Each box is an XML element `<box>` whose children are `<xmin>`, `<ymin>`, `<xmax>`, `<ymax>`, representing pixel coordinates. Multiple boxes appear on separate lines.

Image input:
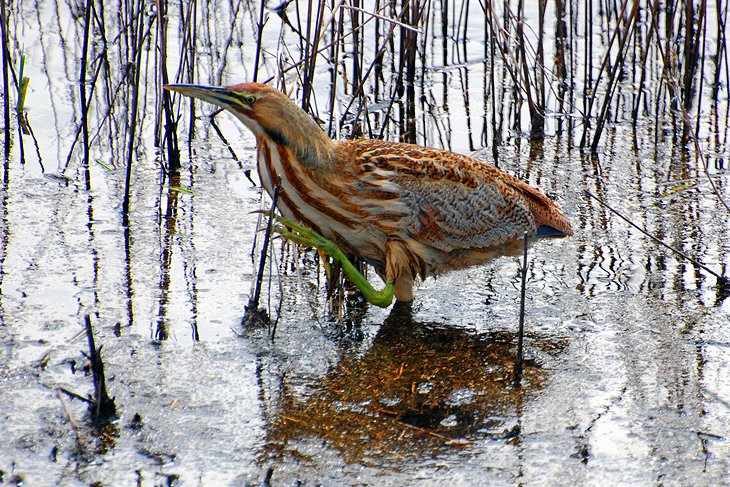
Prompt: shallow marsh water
<box><xmin>2</xmin><ymin>0</ymin><xmax>730</xmax><ymax>485</ymax></box>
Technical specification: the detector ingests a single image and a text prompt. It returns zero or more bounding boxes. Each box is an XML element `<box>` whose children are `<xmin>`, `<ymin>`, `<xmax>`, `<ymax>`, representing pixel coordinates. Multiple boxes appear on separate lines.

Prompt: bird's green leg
<box><xmin>274</xmin><ymin>217</ymin><xmax>395</xmax><ymax>308</ymax></box>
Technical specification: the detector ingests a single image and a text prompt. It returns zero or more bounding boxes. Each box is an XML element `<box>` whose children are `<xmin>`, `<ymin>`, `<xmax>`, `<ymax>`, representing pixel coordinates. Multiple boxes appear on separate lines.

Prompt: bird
<box><xmin>164</xmin><ymin>82</ymin><xmax>572</xmax><ymax>308</ymax></box>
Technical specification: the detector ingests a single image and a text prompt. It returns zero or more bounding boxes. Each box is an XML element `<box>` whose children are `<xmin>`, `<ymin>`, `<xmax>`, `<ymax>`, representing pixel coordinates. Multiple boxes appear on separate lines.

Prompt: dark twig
<box><xmin>631</xmin><ymin>0</ymin><xmax>660</xmax><ymax>125</ymax></box>
<box><xmin>58</xmin><ymin>386</ymin><xmax>94</xmax><ymax>404</ymax></box>
<box><xmin>513</xmin><ymin>232</ymin><xmax>529</xmax><ymax>385</ymax></box>
<box><xmin>122</xmin><ymin>7</ymin><xmax>149</xmax><ymax>227</ymax></box>
<box><xmin>252</xmin><ymin>0</ymin><xmax>267</xmax><ymax>81</ymax></box>
<box><xmin>83</xmin><ymin>315</ymin><xmax>117</xmax><ymax>424</ymax></box>
<box><xmin>1</xmin><ymin>0</ymin><xmax>10</xmax><ymax>157</ymax></box>
<box><xmin>585</xmin><ymin>191</ymin><xmax>728</xmax><ymax>290</ymax></box>
<box><xmin>156</xmin><ymin>0</ymin><xmax>181</xmax><ymax>175</ymax></box>
<box><xmin>79</xmin><ymin>0</ymin><xmax>93</xmax><ymax>188</ymax></box>
<box><xmin>244</xmin><ymin>181</ymin><xmax>282</xmax><ymax>328</ymax></box>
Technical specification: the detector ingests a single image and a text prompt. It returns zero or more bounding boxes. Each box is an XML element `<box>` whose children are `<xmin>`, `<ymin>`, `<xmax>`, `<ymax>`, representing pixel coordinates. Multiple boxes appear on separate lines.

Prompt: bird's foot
<box><xmin>274</xmin><ymin>216</ymin><xmax>395</xmax><ymax>308</ymax></box>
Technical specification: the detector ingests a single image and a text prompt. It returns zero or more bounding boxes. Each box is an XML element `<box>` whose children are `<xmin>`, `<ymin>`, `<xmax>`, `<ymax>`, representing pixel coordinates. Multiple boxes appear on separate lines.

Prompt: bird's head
<box><xmin>164</xmin><ymin>82</ymin><xmax>335</xmax><ymax>169</ymax></box>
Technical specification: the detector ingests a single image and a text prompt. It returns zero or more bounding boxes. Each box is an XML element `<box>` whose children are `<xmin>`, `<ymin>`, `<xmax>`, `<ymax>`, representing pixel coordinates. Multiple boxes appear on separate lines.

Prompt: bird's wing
<box><xmin>393</xmin><ymin>168</ymin><xmax>537</xmax><ymax>252</ymax></box>
<box><xmin>347</xmin><ymin>140</ymin><xmax>546</xmax><ymax>253</ymax></box>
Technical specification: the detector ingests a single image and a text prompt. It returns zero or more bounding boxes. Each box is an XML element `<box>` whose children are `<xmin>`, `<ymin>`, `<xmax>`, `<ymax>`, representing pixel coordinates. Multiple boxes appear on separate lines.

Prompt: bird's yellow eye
<box><xmin>242</xmin><ymin>95</ymin><xmax>256</xmax><ymax>105</ymax></box>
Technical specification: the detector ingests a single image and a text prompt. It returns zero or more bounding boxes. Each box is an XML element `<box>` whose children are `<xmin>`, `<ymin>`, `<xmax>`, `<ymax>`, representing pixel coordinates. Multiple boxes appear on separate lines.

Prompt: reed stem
<box><xmin>0</xmin><ymin>0</ymin><xmax>9</xmax><ymax>158</ymax></box>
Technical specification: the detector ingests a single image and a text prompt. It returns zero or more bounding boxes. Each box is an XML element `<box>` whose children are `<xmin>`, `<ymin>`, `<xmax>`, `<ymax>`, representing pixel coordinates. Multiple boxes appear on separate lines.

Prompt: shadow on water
<box><xmin>259</xmin><ymin>302</ymin><xmax>567</xmax><ymax>468</ymax></box>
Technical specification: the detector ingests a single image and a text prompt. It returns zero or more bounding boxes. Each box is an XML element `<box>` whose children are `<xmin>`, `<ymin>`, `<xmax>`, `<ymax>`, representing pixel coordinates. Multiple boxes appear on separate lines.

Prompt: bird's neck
<box><xmin>264</xmin><ymin>102</ymin><xmax>336</xmax><ymax>171</ymax></box>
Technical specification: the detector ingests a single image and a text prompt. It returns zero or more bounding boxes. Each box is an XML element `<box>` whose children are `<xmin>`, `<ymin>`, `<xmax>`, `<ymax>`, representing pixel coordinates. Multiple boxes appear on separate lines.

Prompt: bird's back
<box><xmin>327</xmin><ymin>138</ymin><xmax>571</xmax><ymax>277</ymax></box>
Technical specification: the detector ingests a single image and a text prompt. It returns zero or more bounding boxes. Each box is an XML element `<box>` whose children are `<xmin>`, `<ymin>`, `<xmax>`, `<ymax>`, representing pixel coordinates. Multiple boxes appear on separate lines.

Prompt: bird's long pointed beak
<box><xmin>164</xmin><ymin>83</ymin><xmax>239</xmax><ymax>110</ymax></box>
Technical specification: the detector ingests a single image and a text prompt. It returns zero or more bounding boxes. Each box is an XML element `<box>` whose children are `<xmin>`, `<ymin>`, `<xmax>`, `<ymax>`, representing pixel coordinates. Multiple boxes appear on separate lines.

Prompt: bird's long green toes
<box><xmin>274</xmin><ymin>217</ymin><xmax>395</xmax><ymax>308</ymax></box>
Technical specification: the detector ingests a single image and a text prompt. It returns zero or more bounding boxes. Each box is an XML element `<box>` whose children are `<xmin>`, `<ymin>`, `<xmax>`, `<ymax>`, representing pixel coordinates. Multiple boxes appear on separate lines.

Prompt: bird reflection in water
<box><xmin>259</xmin><ymin>303</ymin><xmax>569</xmax><ymax>465</ymax></box>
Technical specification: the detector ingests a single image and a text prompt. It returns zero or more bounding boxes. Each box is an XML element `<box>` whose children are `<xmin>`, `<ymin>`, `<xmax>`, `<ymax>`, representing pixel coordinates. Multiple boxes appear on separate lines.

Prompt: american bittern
<box><xmin>165</xmin><ymin>83</ymin><xmax>572</xmax><ymax>308</ymax></box>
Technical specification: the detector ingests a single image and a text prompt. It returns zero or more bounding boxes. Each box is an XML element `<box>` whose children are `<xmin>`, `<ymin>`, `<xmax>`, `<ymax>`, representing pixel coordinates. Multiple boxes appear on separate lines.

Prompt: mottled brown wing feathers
<box><xmin>337</xmin><ymin>139</ymin><xmax>570</xmax><ymax>252</ymax></box>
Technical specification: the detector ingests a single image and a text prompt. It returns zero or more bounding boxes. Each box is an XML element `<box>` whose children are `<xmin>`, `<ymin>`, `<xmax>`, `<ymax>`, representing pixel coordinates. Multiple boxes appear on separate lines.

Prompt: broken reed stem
<box><xmin>84</xmin><ymin>315</ymin><xmax>117</xmax><ymax>423</ymax></box>
<box><xmin>483</xmin><ymin>0</ymin><xmax>500</xmax><ymax>155</ymax></box>
<box><xmin>326</xmin><ymin>1</ymin><xmax>342</xmax><ymax>138</ymax></box>
<box><xmin>16</xmin><ymin>53</ymin><xmax>28</xmax><ymax>115</ymax></box>
<box><xmin>711</xmin><ymin>0</ymin><xmax>729</xmax><ymax>103</ymax></box>
<box><xmin>581</xmin><ymin>0</ymin><xmax>632</xmax><ymax>151</ymax></box>
<box><xmin>681</xmin><ymin>0</ymin><xmax>703</xmax><ymax>140</ymax></box>
<box><xmin>267</xmin><ymin>233</ymin><xmax>285</xmax><ymax>340</ymax></box>
<box><xmin>585</xmin><ymin>190</ymin><xmax>728</xmax><ymax>288</ymax></box>
<box><xmin>341</xmin><ymin>3</ymin><xmax>421</xmax><ymax>32</ymax></box>
<box><xmin>694</xmin><ymin>1</ymin><xmax>708</xmax><ymax>140</ymax></box>
<box><xmin>175</xmin><ymin>0</ymin><xmax>199</xmax><ymax>137</ymax></box>
<box><xmin>520</xmin><ymin>0</ymin><xmax>548</xmax><ymax>139</ymax></box>
<box><xmin>349</xmin><ymin>0</ymin><xmax>364</xmax><ymax>121</ymax></box>
<box><xmin>397</xmin><ymin>1</ymin><xmax>419</xmax><ymax>144</ymax></box>
<box><xmin>122</xmin><ymin>6</ymin><xmax>147</xmax><ymax>227</ymax></box>
<box><xmin>1</xmin><ymin>0</ymin><xmax>9</xmax><ymax>158</ymax></box>
<box><xmin>304</xmin><ymin>0</ymin><xmax>317</xmax><ymax>108</ymax></box>
<box><xmin>513</xmin><ymin>232</ymin><xmax>529</xmax><ymax>386</ymax></box>
<box><xmin>56</xmin><ymin>389</ymin><xmax>84</xmax><ymax>448</ymax></box>
<box><xmin>79</xmin><ymin>0</ymin><xmax>93</xmax><ymax>188</ymax></box>
<box><xmin>156</xmin><ymin>0</ymin><xmax>181</xmax><ymax>175</ymax></box>
<box><xmin>247</xmin><ymin>181</ymin><xmax>281</xmax><ymax>326</ymax></box>
<box><xmin>253</xmin><ymin>0</ymin><xmax>266</xmax><ymax>82</ymax></box>
<box><xmin>590</xmin><ymin>0</ymin><xmax>639</xmax><ymax>154</ymax></box>
<box><xmin>301</xmin><ymin>0</ymin><xmax>328</xmax><ymax>114</ymax></box>
<box><xmin>536</xmin><ymin>0</ymin><xmax>547</xmax><ymax>111</ymax></box>
<box><xmin>580</xmin><ymin>0</ymin><xmax>594</xmax><ymax>148</ymax></box>
<box><xmin>554</xmin><ymin>0</ymin><xmax>569</xmax><ymax>135</ymax></box>
<box><xmin>632</xmin><ymin>0</ymin><xmax>660</xmax><ymax>125</ymax></box>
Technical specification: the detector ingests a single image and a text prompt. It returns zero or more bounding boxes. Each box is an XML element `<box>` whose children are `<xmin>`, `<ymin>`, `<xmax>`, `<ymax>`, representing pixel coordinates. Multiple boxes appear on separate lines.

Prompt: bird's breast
<box><xmin>256</xmin><ymin>139</ymin><xmax>398</xmax><ymax>262</ymax></box>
